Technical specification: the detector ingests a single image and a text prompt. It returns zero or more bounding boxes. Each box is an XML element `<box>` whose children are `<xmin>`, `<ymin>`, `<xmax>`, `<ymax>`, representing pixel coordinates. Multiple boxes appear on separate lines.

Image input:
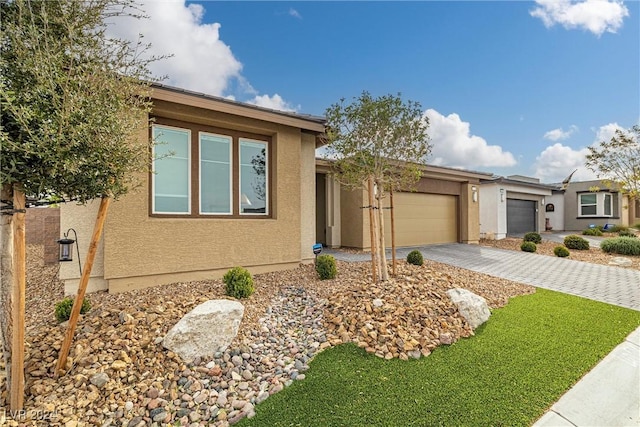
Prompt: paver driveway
<box><xmin>326</xmin><ymin>244</ymin><xmax>640</xmax><ymax>311</ymax></box>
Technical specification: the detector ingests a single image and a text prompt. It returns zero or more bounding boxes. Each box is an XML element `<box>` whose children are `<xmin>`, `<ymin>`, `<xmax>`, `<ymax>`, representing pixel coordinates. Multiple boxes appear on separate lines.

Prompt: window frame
<box><xmin>578</xmin><ymin>193</ymin><xmax>597</xmax><ymax>217</ymax></box>
<box><xmin>577</xmin><ymin>191</ymin><xmax>614</xmax><ymax>218</ymax></box>
<box><xmin>149</xmin><ymin>117</ymin><xmax>273</xmax><ymax>219</ymax></box>
<box><xmin>151</xmin><ymin>124</ymin><xmax>192</xmax><ymax>215</ymax></box>
<box><xmin>239</xmin><ymin>138</ymin><xmax>269</xmax><ymax>216</ymax></box>
<box><xmin>199</xmin><ymin>131</ymin><xmax>233</xmax><ymax>216</ymax></box>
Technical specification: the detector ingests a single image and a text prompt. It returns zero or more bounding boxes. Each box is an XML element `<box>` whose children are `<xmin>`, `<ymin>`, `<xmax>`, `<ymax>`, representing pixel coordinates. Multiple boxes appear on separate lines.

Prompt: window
<box><xmin>151</xmin><ymin>121</ymin><xmax>270</xmax><ymax>217</ymax></box>
<box><xmin>578</xmin><ymin>192</ymin><xmax>613</xmax><ymax>217</ymax></box>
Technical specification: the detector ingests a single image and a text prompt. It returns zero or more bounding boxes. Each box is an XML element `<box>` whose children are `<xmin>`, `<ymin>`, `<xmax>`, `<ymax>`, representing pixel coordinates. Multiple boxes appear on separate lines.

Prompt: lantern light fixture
<box><xmin>57</xmin><ymin>228</ymin><xmax>82</xmax><ymax>275</ymax></box>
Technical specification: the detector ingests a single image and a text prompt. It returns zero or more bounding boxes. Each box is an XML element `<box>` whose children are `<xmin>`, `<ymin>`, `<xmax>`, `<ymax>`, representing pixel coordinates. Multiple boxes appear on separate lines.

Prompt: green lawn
<box><xmin>239</xmin><ymin>289</ymin><xmax>640</xmax><ymax>427</ymax></box>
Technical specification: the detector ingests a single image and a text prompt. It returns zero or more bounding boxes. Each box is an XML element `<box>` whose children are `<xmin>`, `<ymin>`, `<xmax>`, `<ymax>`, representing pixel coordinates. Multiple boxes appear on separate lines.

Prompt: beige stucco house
<box><xmin>316</xmin><ymin>160</ymin><xmax>492</xmax><ymax>249</ymax></box>
<box><xmin>563</xmin><ymin>180</ymin><xmax>637</xmax><ymax>231</ymax></box>
<box><xmin>60</xmin><ymin>84</ymin><xmax>325</xmax><ymax>294</ymax></box>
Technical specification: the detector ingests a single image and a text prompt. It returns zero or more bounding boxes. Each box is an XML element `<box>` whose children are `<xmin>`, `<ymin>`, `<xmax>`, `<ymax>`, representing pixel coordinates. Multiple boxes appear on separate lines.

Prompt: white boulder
<box><xmin>446</xmin><ymin>288</ymin><xmax>491</xmax><ymax>330</ymax></box>
<box><xmin>163</xmin><ymin>300</ymin><xmax>244</xmax><ymax>361</ymax></box>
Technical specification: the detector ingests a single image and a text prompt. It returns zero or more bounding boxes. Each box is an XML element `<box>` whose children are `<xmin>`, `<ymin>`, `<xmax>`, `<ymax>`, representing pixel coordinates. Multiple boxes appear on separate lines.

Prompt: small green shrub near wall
<box><xmin>406</xmin><ymin>250</ymin><xmax>424</xmax><ymax>266</ymax></box>
<box><xmin>316</xmin><ymin>255</ymin><xmax>338</xmax><ymax>280</ymax></box>
<box><xmin>600</xmin><ymin>237</ymin><xmax>640</xmax><ymax>256</ymax></box>
<box><xmin>55</xmin><ymin>297</ymin><xmax>91</xmax><ymax>323</ymax></box>
<box><xmin>564</xmin><ymin>235</ymin><xmax>590</xmax><ymax>250</ymax></box>
<box><xmin>520</xmin><ymin>241</ymin><xmax>537</xmax><ymax>253</ymax></box>
<box><xmin>582</xmin><ymin>228</ymin><xmax>602</xmax><ymax>236</ymax></box>
<box><xmin>618</xmin><ymin>229</ymin><xmax>637</xmax><ymax>238</ymax></box>
<box><xmin>554</xmin><ymin>246</ymin><xmax>570</xmax><ymax>257</ymax></box>
<box><xmin>523</xmin><ymin>232</ymin><xmax>542</xmax><ymax>244</ymax></box>
<box><xmin>223</xmin><ymin>266</ymin><xmax>255</xmax><ymax>299</ymax></box>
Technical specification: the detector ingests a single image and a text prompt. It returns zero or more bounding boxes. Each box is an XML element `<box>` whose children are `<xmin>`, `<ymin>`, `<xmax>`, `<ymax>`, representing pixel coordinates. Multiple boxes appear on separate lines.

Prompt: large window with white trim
<box><xmin>151</xmin><ymin>120</ymin><xmax>270</xmax><ymax>217</ymax></box>
<box><xmin>578</xmin><ymin>192</ymin><xmax>613</xmax><ymax>217</ymax></box>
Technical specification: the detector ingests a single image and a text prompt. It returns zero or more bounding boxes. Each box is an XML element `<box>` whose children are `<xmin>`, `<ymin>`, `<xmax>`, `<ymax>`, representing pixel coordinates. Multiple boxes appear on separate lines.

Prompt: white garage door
<box><xmin>383</xmin><ymin>192</ymin><xmax>458</xmax><ymax>246</ymax></box>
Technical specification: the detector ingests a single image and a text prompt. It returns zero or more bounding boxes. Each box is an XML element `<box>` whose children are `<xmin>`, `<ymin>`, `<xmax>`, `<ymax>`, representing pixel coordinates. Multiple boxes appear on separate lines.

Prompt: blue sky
<box><xmin>109</xmin><ymin>1</ymin><xmax>639</xmax><ymax>183</ymax></box>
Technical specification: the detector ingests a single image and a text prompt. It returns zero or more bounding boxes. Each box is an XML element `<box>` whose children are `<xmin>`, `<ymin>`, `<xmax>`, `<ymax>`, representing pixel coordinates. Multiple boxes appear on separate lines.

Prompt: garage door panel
<box><xmin>506</xmin><ymin>199</ymin><xmax>536</xmax><ymax>234</ymax></box>
<box><xmin>383</xmin><ymin>192</ymin><xmax>458</xmax><ymax>246</ymax></box>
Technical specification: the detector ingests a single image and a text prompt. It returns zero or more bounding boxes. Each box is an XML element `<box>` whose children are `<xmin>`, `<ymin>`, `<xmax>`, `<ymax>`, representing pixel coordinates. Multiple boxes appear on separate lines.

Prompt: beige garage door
<box><xmin>383</xmin><ymin>192</ymin><xmax>458</xmax><ymax>246</ymax></box>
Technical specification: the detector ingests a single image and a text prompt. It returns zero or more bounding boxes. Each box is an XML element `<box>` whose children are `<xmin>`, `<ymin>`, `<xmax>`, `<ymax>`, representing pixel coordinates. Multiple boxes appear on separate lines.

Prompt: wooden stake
<box><xmin>55</xmin><ymin>197</ymin><xmax>111</xmax><ymax>377</ymax></box>
<box><xmin>367</xmin><ymin>177</ymin><xmax>378</xmax><ymax>282</ymax></box>
<box><xmin>376</xmin><ymin>187</ymin><xmax>389</xmax><ymax>282</ymax></box>
<box><xmin>10</xmin><ymin>185</ymin><xmax>26</xmax><ymax>411</ymax></box>
<box><xmin>390</xmin><ymin>188</ymin><xmax>396</xmax><ymax>276</ymax></box>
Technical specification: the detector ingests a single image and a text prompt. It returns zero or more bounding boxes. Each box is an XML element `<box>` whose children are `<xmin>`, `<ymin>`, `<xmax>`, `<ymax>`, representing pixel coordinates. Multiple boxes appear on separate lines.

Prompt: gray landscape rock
<box><xmin>446</xmin><ymin>288</ymin><xmax>491</xmax><ymax>330</ymax></box>
<box><xmin>609</xmin><ymin>257</ymin><xmax>633</xmax><ymax>267</ymax></box>
<box><xmin>163</xmin><ymin>300</ymin><xmax>244</xmax><ymax>361</ymax></box>
<box><xmin>89</xmin><ymin>372</ymin><xmax>110</xmax><ymax>389</ymax></box>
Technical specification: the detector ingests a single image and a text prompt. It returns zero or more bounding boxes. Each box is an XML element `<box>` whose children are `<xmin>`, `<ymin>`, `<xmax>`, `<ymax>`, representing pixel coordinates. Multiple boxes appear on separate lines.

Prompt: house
<box><xmin>562</xmin><ymin>179</ymin><xmax>637</xmax><ymax>230</ymax></box>
<box><xmin>479</xmin><ymin>175</ymin><xmax>556</xmax><ymax>239</ymax></box>
<box><xmin>59</xmin><ymin>83</ymin><xmax>325</xmax><ymax>294</ymax></box>
<box><xmin>316</xmin><ymin>160</ymin><xmax>493</xmax><ymax>249</ymax></box>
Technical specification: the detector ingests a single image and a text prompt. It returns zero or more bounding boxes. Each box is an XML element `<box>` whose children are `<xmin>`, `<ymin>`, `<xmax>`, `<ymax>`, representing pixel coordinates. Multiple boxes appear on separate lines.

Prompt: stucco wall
<box><xmin>545</xmin><ymin>193</ymin><xmax>565</xmax><ymax>231</ymax></box>
<box><xmin>479</xmin><ymin>184</ymin><xmax>499</xmax><ymax>239</ymax></box>
<box><xmin>300</xmin><ymin>132</ymin><xmax>316</xmax><ymax>263</ymax></box>
<box><xmin>564</xmin><ymin>180</ymin><xmax>623</xmax><ymax>231</ymax></box>
<box><xmin>340</xmin><ymin>187</ymin><xmax>366</xmax><ymax>249</ymax></box>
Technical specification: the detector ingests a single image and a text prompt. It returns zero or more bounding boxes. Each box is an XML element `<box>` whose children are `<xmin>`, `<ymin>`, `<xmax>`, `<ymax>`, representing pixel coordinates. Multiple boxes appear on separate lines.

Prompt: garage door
<box><xmin>507</xmin><ymin>199</ymin><xmax>536</xmax><ymax>235</ymax></box>
<box><xmin>383</xmin><ymin>192</ymin><xmax>458</xmax><ymax>246</ymax></box>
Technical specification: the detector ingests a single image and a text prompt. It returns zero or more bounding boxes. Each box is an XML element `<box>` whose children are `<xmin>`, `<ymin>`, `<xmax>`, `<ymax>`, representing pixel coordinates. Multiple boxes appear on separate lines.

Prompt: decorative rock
<box><xmin>163</xmin><ymin>300</ymin><xmax>245</xmax><ymax>361</ymax></box>
<box><xmin>446</xmin><ymin>288</ymin><xmax>491</xmax><ymax>329</ymax></box>
<box><xmin>372</xmin><ymin>298</ymin><xmax>384</xmax><ymax>308</ymax></box>
<box><xmin>439</xmin><ymin>332</ymin><xmax>453</xmax><ymax>345</ymax></box>
<box><xmin>89</xmin><ymin>372</ymin><xmax>109</xmax><ymax>389</ymax></box>
<box><xmin>111</xmin><ymin>360</ymin><xmax>127</xmax><ymax>371</ymax></box>
<box><xmin>609</xmin><ymin>257</ymin><xmax>633</xmax><ymax>267</ymax></box>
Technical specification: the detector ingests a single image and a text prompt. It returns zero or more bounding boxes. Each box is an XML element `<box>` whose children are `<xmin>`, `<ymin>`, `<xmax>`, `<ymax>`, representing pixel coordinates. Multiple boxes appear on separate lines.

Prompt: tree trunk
<box><xmin>55</xmin><ymin>197</ymin><xmax>111</xmax><ymax>377</ymax></box>
<box><xmin>367</xmin><ymin>177</ymin><xmax>378</xmax><ymax>282</ymax></box>
<box><xmin>376</xmin><ymin>184</ymin><xmax>389</xmax><ymax>282</ymax></box>
<box><xmin>390</xmin><ymin>188</ymin><xmax>397</xmax><ymax>276</ymax></box>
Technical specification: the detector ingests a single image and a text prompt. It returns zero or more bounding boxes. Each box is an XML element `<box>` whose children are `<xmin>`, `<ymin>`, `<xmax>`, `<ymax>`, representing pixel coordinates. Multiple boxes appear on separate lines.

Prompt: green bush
<box><xmin>600</xmin><ymin>237</ymin><xmax>640</xmax><ymax>256</ymax></box>
<box><xmin>632</xmin><ymin>222</ymin><xmax>640</xmax><ymax>230</ymax></box>
<box><xmin>55</xmin><ymin>297</ymin><xmax>91</xmax><ymax>323</ymax></box>
<box><xmin>406</xmin><ymin>250</ymin><xmax>424</xmax><ymax>266</ymax></box>
<box><xmin>618</xmin><ymin>229</ymin><xmax>637</xmax><ymax>238</ymax></box>
<box><xmin>553</xmin><ymin>246</ymin><xmax>570</xmax><ymax>258</ymax></box>
<box><xmin>608</xmin><ymin>224</ymin><xmax>627</xmax><ymax>233</ymax></box>
<box><xmin>523</xmin><ymin>232</ymin><xmax>542</xmax><ymax>244</ymax></box>
<box><xmin>582</xmin><ymin>228</ymin><xmax>602</xmax><ymax>236</ymax></box>
<box><xmin>520</xmin><ymin>241</ymin><xmax>537</xmax><ymax>253</ymax></box>
<box><xmin>223</xmin><ymin>266</ymin><xmax>255</xmax><ymax>299</ymax></box>
<box><xmin>316</xmin><ymin>254</ymin><xmax>337</xmax><ymax>280</ymax></box>
<box><xmin>564</xmin><ymin>235</ymin><xmax>590</xmax><ymax>250</ymax></box>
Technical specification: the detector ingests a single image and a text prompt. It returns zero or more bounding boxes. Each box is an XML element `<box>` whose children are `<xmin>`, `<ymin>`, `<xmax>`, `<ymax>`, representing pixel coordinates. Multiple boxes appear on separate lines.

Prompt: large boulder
<box><xmin>163</xmin><ymin>300</ymin><xmax>244</xmax><ymax>361</ymax></box>
<box><xmin>446</xmin><ymin>288</ymin><xmax>490</xmax><ymax>330</ymax></box>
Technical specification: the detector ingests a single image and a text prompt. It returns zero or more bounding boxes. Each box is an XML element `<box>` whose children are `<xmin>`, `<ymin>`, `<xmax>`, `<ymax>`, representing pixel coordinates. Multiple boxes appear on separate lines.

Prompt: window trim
<box><xmin>149</xmin><ymin>117</ymin><xmax>273</xmax><ymax>219</ymax></box>
<box><xmin>199</xmin><ymin>131</ymin><xmax>233</xmax><ymax>216</ymax></box>
<box><xmin>239</xmin><ymin>138</ymin><xmax>269</xmax><ymax>216</ymax></box>
<box><xmin>577</xmin><ymin>191</ymin><xmax>614</xmax><ymax>218</ymax></box>
<box><xmin>151</xmin><ymin>124</ymin><xmax>192</xmax><ymax>215</ymax></box>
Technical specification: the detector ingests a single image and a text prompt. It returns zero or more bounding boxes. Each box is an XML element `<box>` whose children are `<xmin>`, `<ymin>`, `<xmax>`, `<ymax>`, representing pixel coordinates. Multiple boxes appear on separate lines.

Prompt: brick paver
<box><xmin>325</xmin><ymin>244</ymin><xmax>640</xmax><ymax>311</ymax></box>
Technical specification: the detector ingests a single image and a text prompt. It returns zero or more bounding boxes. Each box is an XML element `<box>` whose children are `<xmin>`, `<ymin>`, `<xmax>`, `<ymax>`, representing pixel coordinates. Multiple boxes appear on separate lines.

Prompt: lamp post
<box><xmin>57</xmin><ymin>228</ymin><xmax>82</xmax><ymax>275</ymax></box>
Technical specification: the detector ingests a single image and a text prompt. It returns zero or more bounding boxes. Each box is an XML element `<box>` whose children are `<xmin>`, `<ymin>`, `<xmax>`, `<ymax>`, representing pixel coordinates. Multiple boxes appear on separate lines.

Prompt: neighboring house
<box><xmin>316</xmin><ymin>159</ymin><xmax>492</xmax><ymax>249</ymax></box>
<box><xmin>563</xmin><ymin>180</ymin><xmax>635</xmax><ymax>230</ymax></box>
<box><xmin>59</xmin><ymin>83</ymin><xmax>325</xmax><ymax>294</ymax></box>
<box><xmin>479</xmin><ymin>175</ymin><xmax>556</xmax><ymax>239</ymax></box>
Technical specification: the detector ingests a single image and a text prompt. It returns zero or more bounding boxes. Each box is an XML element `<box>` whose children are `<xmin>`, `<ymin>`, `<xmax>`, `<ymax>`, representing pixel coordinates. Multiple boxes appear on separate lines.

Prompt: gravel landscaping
<box><xmin>0</xmin><ymin>244</ymin><xmax>534</xmax><ymax>426</ymax></box>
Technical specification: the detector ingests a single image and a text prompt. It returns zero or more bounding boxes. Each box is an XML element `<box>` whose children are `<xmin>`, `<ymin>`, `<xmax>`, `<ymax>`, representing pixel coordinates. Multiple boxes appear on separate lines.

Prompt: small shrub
<box><xmin>55</xmin><ymin>297</ymin><xmax>91</xmax><ymax>323</ymax></box>
<box><xmin>223</xmin><ymin>266</ymin><xmax>254</xmax><ymax>299</ymax></box>
<box><xmin>600</xmin><ymin>237</ymin><xmax>640</xmax><ymax>256</ymax></box>
<box><xmin>608</xmin><ymin>224</ymin><xmax>627</xmax><ymax>233</ymax></box>
<box><xmin>553</xmin><ymin>246</ymin><xmax>570</xmax><ymax>258</ymax></box>
<box><xmin>406</xmin><ymin>250</ymin><xmax>424</xmax><ymax>266</ymax></box>
<box><xmin>582</xmin><ymin>228</ymin><xmax>602</xmax><ymax>236</ymax></box>
<box><xmin>316</xmin><ymin>254</ymin><xmax>337</xmax><ymax>280</ymax></box>
<box><xmin>618</xmin><ymin>229</ymin><xmax>637</xmax><ymax>238</ymax></box>
<box><xmin>564</xmin><ymin>235</ymin><xmax>590</xmax><ymax>250</ymax></box>
<box><xmin>633</xmin><ymin>222</ymin><xmax>640</xmax><ymax>230</ymax></box>
<box><xmin>523</xmin><ymin>232</ymin><xmax>542</xmax><ymax>244</ymax></box>
<box><xmin>520</xmin><ymin>241</ymin><xmax>537</xmax><ymax>253</ymax></box>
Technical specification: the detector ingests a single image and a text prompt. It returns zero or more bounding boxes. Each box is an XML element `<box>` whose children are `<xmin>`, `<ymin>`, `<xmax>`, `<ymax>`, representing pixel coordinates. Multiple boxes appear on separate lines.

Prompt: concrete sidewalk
<box><xmin>324</xmin><ymin>244</ymin><xmax>640</xmax><ymax>426</ymax></box>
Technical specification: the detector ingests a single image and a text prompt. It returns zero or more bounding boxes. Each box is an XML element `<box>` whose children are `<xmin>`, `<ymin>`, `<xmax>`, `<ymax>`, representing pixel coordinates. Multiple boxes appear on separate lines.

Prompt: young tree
<box><xmin>1</xmin><ymin>0</ymin><xmax>161</xmax><ymax>407</ymax></box>
<box><xmin>325</xmin><ymin>91</ymin><xmax>431</xmax><ymax>281</ymax></box>
<box><xmin>586</xmin><ymin>125</ymin><xmax>640</xmax><ymax>200</ymax></box>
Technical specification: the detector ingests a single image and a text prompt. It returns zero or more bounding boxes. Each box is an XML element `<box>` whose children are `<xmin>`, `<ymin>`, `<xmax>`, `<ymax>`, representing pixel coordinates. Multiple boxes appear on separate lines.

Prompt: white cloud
<box><xmin>106</xmin><ymin>1</ymin><xmax>295</xmax><ymax>110</ymax></box>
<box><xmin>533</xmin><ymin>143</ymin><xmax>596</xmax><ymax>183</ymax></box>
<box><xmin>530</xmin><ymin>0</ymin><xmax>629</xmax><ymax>36</ymax></box>
<box><xmin>543</xmin><ymin>125</ymin><xmax>578</xmax><ymax>141</ymax></box>
<box><xmin>289</xmin><ymin>8</ymin><xmax>302</xmax><ymax>19</ymax></box>
<box><xmin>594</xmin><ymin>122</ymin><xmax>623</xmax><ymax>142</ymax></box>
<box><xmin>424</xmin><ymin>109</ymin><xmax>517</xmax><ymax>169</ymax></box>
<box><xmin>247</xmin><ymin>94</ymin><xmax>298</xmax><ymax>112</ymax></box>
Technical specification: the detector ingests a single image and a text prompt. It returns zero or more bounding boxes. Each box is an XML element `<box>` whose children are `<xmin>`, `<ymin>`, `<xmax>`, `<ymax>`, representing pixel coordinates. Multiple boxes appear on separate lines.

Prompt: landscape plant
<box><xmin>520</xmin><ymin>241</ymin><xmax>537</xmax><ymax>253</ymax></box>
<box><xmin>55</xmin><ymin>297</ymin><xmax>91</xmax><ymax>323</ymax></box>
<box><xmin>406</xmin><ymin>250</ymin><xmax>424</xmax><ymax>266</ymax></box>
<box><xmin>325</xmin><ymin>92</ymin><xmax>431</xmax><ymax>282</ymax></box>
<box><xmin>553</xmin><ymin>246</ymin><xmax>570</xmax><ymax>258</ymax></box>
<box><xmin>564</xmin><ymin>235</ymin><xmax>590</xmax><ymax>250</ymax></box>
<box><xmin>315</xmin><ymin>255</ymin><xmax>338</xmax><ymax>280</ymax></box>
<box><xmin>582</xmin><ymin>228</ymin><xmax>603</xmax><ymax>236</ymax></box>
<box><xmin>618</xmin><ymin>229</ymin><xmax>637</xmax><ymax>238</ymax></box>
<box><xmin>600</xmin><ymin>237</ymin><xmax>640</xmax><ymax>256</ymax></box>
<box><xmin>223</xmin><ymin>267</ymin><xmax>255</xmax><ymax>299</ymax></box>
<box><xmin>523</xmin><ymin>232</ymin><xmax>542</xmax><ymax>244</ymax></box>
